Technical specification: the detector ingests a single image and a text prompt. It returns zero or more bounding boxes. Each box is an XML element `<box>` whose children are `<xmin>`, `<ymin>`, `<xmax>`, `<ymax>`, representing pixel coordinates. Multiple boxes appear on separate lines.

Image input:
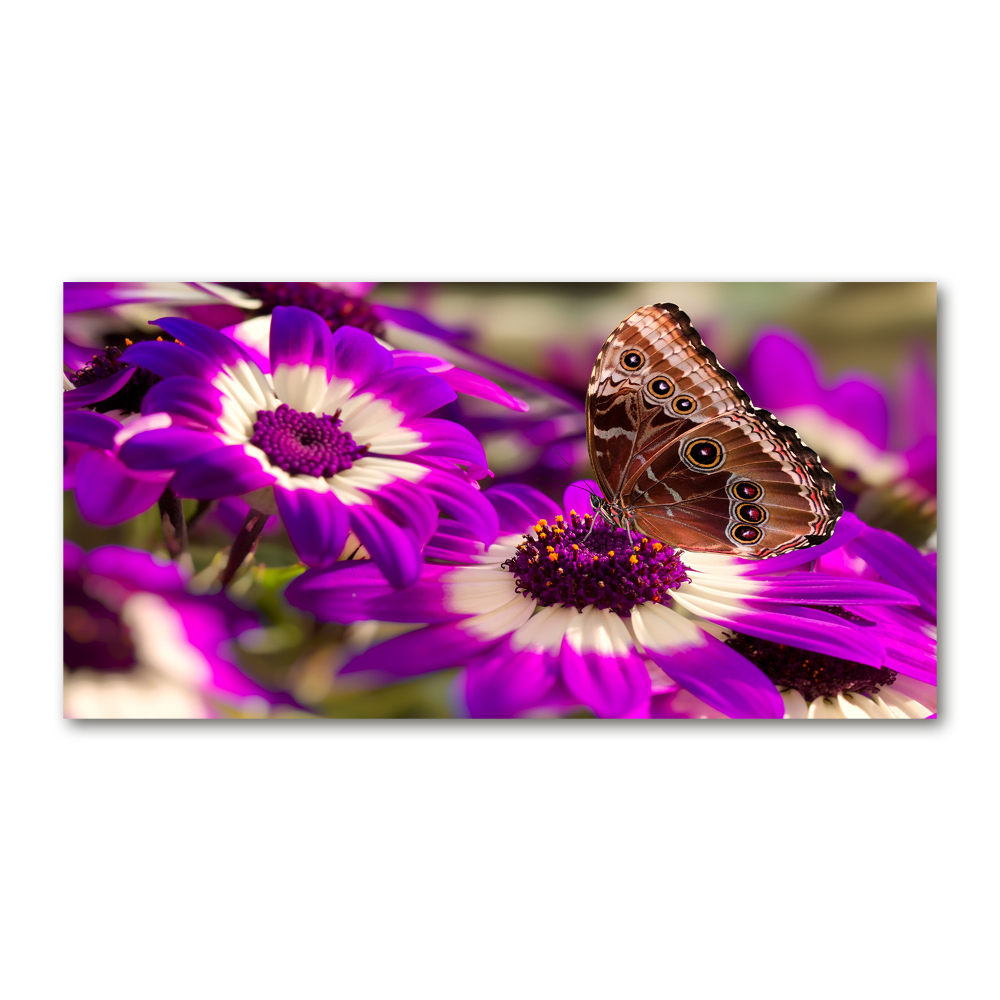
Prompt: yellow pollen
<box><xmin>592</xmin><ymin>555</ymin><xmax>599</xmax><ymax>563</ymax></box>
<box><xmin>555</xmin><ymin>514</ymin><xmax>564</xmax><ymax>522</ymax></box>
<box><xmin>629</xmin><ymin>555</ymin><xmax>639</xmax><ymax>564</ymax></box>
<box><xmin>571</xmin><ymin>544</ymin><xmax>579</xmax><ymax>551</ymax></box>
<box><xmin>652</xmin><ymin>542</ymin><xmax>663</xmax><ymax>552</ymax></box>
<box><xmin>547</xmin><ymin>552</ymin><xmax>559</xmax><ymax>562</ymax></box>
<box><xmin>124</xmin><ymin>337</ymin><xmax>133</xmax><ymax>346</ymax></box>
<box><xmin>598</xmin><ymin>581</ymin><xmax>605</xmax><ymax>588</ymax></box>
<box><xmin>607</xmin><ymin>550</ymin><xmax>615</xmax><ymax>557</ymax></box>
<box><xmin>633</xmin><ymin>545</ymin><xmax>641</xmax><ymax>552</ymax></box>
<box><xmin>537</xmin><ymin>519</ymin><xmax>548</xmax><ymax>527</ymax></box>
<box><xmin>545</xmin><ymin>546</ymin><xmax>555</xmax><ymax>552</ymax></box>
<box><xmin>569</xmin><ymin>508</ymin><xmax>578</xmax><ymax>516</ymax></box>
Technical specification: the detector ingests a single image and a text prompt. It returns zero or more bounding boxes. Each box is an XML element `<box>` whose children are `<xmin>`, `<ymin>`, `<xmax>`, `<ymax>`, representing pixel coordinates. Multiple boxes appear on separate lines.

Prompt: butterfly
<box><xmin>585</xmin><ymin>303</ymin><xmax>843</xmax><ymax>558</ymax></box>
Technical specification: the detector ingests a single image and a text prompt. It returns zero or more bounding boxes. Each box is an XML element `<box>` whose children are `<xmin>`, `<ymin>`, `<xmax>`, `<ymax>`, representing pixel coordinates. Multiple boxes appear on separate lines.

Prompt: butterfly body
<box><xmin>586</xmin><ymin>304</ymin><xmax>842</xmax><ymax>558</ymax></box>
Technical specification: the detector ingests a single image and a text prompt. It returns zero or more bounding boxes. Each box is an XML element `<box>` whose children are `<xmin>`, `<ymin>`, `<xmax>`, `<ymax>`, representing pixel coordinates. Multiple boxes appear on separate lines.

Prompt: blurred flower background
<box><xmin>63</xmin><ymin>281</ymin><xmax>936</xmax><ymax>719</ymax></box>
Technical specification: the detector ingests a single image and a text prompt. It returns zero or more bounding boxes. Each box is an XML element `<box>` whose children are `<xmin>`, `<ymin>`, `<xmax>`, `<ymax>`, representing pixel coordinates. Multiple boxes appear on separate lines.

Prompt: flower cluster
<box><xmin>64</xmin><ymin>283</ymin><xmax>937</xmax><ymax>719</ymax></box>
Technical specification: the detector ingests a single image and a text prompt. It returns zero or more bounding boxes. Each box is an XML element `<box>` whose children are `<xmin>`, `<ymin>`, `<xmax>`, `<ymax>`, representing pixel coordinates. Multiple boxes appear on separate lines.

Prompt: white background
<box><xmin>6</xmin><ymin>2</ymin><xmax>991</xmax><ymax>997</ymax></box>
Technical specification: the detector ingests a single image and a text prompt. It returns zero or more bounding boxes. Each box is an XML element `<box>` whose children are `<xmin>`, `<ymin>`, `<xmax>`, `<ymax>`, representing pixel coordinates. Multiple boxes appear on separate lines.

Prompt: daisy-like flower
<box><xmin>64</xmin><ymin>343</ymin><xmax>176</xmax><ymax>525</ymax></box>
<box><xmin>738</xmin><ymin>330</ymin><xmax>936</xmax><ymax>542</ymax></box>
<box><xmin>285</xmin><ymin>481</ymin><xmax>918</xmax><ymax>719</ymax></box>
<box><xmin>64</xmin><ymin>542</ymin><xmax>291</xmax><ymax>718</ymax></box>
<box><xmin>116</xmin><ymin>306</ymin><xmax>499</xmax><ymax>587</ymax></box>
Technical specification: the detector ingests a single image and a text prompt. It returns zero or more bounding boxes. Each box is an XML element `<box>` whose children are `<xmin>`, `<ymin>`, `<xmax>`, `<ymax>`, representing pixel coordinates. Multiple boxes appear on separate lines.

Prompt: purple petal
<box><xmin>64</xmin><ymin>409</ymin><xmax>119</xmax><ymax>450</ymax></box>
<box><xmin>560</xmin><ymin>632</ymin><xmax>651</xmax><ymax>718</ymax></box>
<box><xmin>487</xmin><ymin>483</ymin><xmax>562</xmax><ymax>534</ymax></box>
<box><xmin>169</xmin><ymin>444</ymin><xmax>274</xmax><ymax>499</ymax></box>
<box><xmin>328</xmin><ymin>324</ymin><xmax>392</xmax><ymax>385</ymax></box>
<box><xmin>356</xmin><ymin>366</ymin><xmax>456</xmax><ymax>419</ymax></box>
<box><xmin>120</xmin><ymin>340</ymin><xmax>220</xmax><ymax>381</ymax></box>
<box><xmin>275</xmin><ymin>487</ymin><xmax>350</xmax><ymax>567</ymax></box>
<box><xmin>63</xmin><ymin>367</ymin><xmax>137</xmax><ymax>410</ymax></box>
<box><xmin>73</xmin><ymin>450</ymin><xmax>169</xmax><ymax>525</ymax></box>
<box><xmin>563</xmin><ymin>480</ymin><xmax>601</xmax><ymax>518</ymax></box>
<box><xmin>826</xmin><ymin>376</ymin><xmax>890</xmax><ymax>450</ymax></box>
<box><xmin>896</xmin><ymin>340</ymin><xmax>937</xmax><ymax>449</ymax></box>
<box><xmin>268</xmin><ymin>305</ymin><xmax>339</xmax><ymax>373</ymax></box>
<box><xmin>348</xmin><ymin>504</ymin><xmax>424</xmax><ymax>589</ymax></box>
<box><xmin>424</xmin><ymin>522</ymin><xmax>486</xmax><ymax>561</ymax></box>
<box><xmin>848</xmin><ymin>525</ymin><xmax>936</xmax><ymax>615</ymax></box>
<box><xmin>404</xmin><ymin>418</ymin><xmax>489</xmax><ymax>478</ymax></box>
<box><xmin>63</xmin><ymin>282</ymin><xmax>198</xmax><ymax>313</ymax></box>
<box><xmin>140</xmin><ymin>376</ymin><xmax>226</xmax><ymax>429</ymax></box>
<box><xmin>118</xmin><ymin>427</ymin><xmax>225</xmax><ymax>471</ymax></box>
<box><xmin>85</xmin><ymin>544</ymin><xmax>186</xmax><ymax>592</ymax></box>
<box><xmin>716</xmin><ymin>604</ymin><xmax>887</xmax><ymax>667</ymax></box>
<box><xmin>64</xmin><ymin>540</ymin><xmax>85</xmax><ymax>573</ymax></box>
<box><xmin>463</xmin><ymin>641</ymin><xmax>558</xmax><ymax>717</ymax></box>
<box><xmin>149</xmin><ymin>316</ymin><xmax>254</xmax><ymax>368</ymax></box>
<box><xmin>632</xmin><ymin>605</ymin><xmax>784</xmax><ymax>719</ymax></box>
<box><xmin>286</xmin><ymin>562</ymin><xmax>458</xmax><ymax>625</ymax></box>
<box><xmin>744</xmin><ymin>574</ymin><xmax>917</xmax><ymax>607</ymax></box>
<box><xmin>340</xmin><ymin>622</ymin><xmax>501</xmax><ymax>678</ymax></box>
<box><xmin>391</xmin><ymin>351</ymin><xmax>529</xmax><ymax>412</ymax></box>
<box><xmin>735</xmin><ymin>512</ymin><xmax>865</xmax><ymax>575</ymax></box>
<box><xmin>420</xmin><ymin>472</ymin><xmax>499</xmax><ymax>545</ymax></box>
<box><xmin>368</xmin><ymin>479</ymin><xmax>439</xmax><ymax>550</ymax></box>
<box><xmin>742</xmin><ymin>331</ymin><xmax>822</xmax><ymax>410</ymax></box>
<box><xmin>372</xmin><ymin>303</ymin><xmax>469</xmax><ymax>342</ymax></box>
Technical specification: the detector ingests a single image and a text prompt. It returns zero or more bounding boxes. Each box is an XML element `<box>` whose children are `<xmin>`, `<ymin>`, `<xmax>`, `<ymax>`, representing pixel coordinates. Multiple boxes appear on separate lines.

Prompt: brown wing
<box><xmin>586</xmin><ymin>303</ymin><xmax>842</xmax><ymax>557</ymax></box>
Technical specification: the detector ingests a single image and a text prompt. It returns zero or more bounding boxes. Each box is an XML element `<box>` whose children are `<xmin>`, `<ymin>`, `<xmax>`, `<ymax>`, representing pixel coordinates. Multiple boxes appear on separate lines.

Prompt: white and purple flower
<box><xmin>116</xmin><ymin>306</ymin><xmax>500</xmax><ymax>586</ymax></box>
<box><xmin>286</xmin><ymin>481</ymin><xmax>924</xmax><ymax>719</ymax></box>
<box><xmin>64</xmin><ymin>542</ymin><xmax>292</xmax><ymax>718</ymax></box>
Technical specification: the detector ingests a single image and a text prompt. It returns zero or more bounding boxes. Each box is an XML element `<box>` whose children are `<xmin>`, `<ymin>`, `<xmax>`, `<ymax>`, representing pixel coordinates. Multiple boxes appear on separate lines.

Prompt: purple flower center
<box><xmin>66</xmin><ymin>345</ymin><xmax>161</xmax><ymax>414</ymax></box>
<box><xmin>224</xmin><ymin>282</ymin><xmax>385</xmax><ymax>338</ymax></box>
<box><xmin>503</xmin><ymin>510</ymin><xmax>690</xmax><ymax>614</ymax></box>
<box><xmin>64</xmin><ymin>579</ymin><xmax>135</xmax><ymax>673</ymax></box>
<box><xmin>727</xmin><ymin>608</ymin><xmax>899</xmax><ymax>702</ymax></box>
<box><xmin>250</xmin><ymin>403</ymin><xmax>368</xmax><ymax>478</ymax></box>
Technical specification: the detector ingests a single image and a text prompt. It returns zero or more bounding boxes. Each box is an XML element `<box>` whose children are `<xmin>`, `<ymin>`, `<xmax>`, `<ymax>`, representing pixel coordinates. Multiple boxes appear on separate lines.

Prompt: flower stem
<box><xmin>218</xmin><ymin>509</ymin><xmax>269</xmax><ymax>589</ymax></box>
<box><xmin>157</xmin><ymin>488</ymin><xmax>191</xmax><ymax>569</ymax></box>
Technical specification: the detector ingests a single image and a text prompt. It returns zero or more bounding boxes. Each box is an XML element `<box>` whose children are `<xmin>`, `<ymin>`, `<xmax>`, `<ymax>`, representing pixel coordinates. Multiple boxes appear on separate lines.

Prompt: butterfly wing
<box><xmin>586</xmin><ymin>304</ymin><xmax>842</xmax><ymax>557</ymax></box>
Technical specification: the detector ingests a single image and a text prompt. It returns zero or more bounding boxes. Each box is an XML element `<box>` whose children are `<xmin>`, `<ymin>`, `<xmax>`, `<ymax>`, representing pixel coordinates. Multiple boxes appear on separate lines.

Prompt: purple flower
<box><xmin>116</xmin><ymin>306</ymin><xmax>499</xmax><ymax>587</ymax></box>
<box><xmin>63</xmin><ymin>348</ymin><xmax>175</xmax><ymax>525</ymax></box>
<box><xmin>64</xmin><ymin>542</ymin><xmax>291</xmax><ymax>718</ymax></box>
<box><xmin>286</xmin><ymin>481</ymin><xmax>919</xmax><ymax>719</ymax></box>
<box><xmin>739</xmin><ymin>329</ymin><xmax>937</xmax><ymax>505</ymax></box>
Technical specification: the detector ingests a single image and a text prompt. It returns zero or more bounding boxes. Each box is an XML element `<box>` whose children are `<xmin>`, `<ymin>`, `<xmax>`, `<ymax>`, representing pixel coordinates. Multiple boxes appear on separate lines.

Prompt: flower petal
<box><xmin>275</xmin><ymin>487</ymin><xmax>350</xmax><ymax>568</ymax></box>
<box><xmin>463</xmin><ymin>640</ymin><xmax>558</xmax><ymax>717</ymax></box>
<box><xmin>286</xmin><ymin>562</ymin><xmax>459</xmax><ymax>625</ymax></box>
<box><xmin>487</xmin><ymin>484</ymin><xmax>563</xmax><ymax>534</ymax></box>
<box><xmin>169</xmin><ymin>444</ymin><xmax>274</xmax><ymax>499</ymax></box>
<box><xmin>73</xmin><ymin>450</ymin><xmax>169</xmax><ymax>525</ymax></box>
<box><xmin>631</xmin><ymin>603</ymin><xmax>784</xmax><ymax>718</ymax></box>
<box><xmin>559</xmin><ymin>608</ymin><xmax>651</xmax><ymax>718</ymax></box>
<box><xmin>64</xmin><ymin>409</ymin><xmax>119</xmax><ymax>450</ymax></box>
<box><xmin>347</xmin><ymin>503</ymin><xmax>424</xmax><ymax>589</ymax></box>
<box><xmin>63</xmin><ymin>367</ymin><xmax>137</xmax><ymax>410</ymax></box>
<box><xmin>340</xmin><ymin>622</ymin><xmax>502</xmax><ymax>678</ymax></box>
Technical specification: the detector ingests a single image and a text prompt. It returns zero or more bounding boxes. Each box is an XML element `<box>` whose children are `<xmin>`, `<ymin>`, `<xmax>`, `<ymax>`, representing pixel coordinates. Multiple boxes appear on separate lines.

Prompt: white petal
<box><xmin>807</xmin><ymin>697</ymin><xmax>846</xmax><ymax>719</ymax></box>
<box><xmin>272</xmin><ymin>362</ymin><xmax>331</xmax><ymax>413</ymax></box>
<box><xmin>630</xmin><ymin>602</ymin><xmax>709</xmax><ymax>654</ymax></box>
<box><xmin>461</xmin><ymin>594</ymin><xmax>536</xmax><ymax>640</ymax></box>
<box><xmin>326</xmin><ymin>456</ymin><xmax>428</xmax><ymax>506</ymax></box>
<box><xmin>781</xmin><ymin>689</ymin><xmax>809</xmax><ymax>719</ymax></box>
<box><xmin>565</xmin><ymin>606</ymin><xmax>637</xmax><ymax>657</ymax></box>
<box><xmin>838</xmin><ymin>691</ymin><xmax>894</xmax><ymax>719</ymax></box>
<box><xmin>876</xmin><ymin>675</ymin><xmax>936</xmax><ymax>718</ymax></box>
<box><xmin>338</xmin><ymin>394</ymin><xmax>407</xmax><ymax>439</ymax></box>
<box><xmin>669</xmin><ymin>586</ymin><xmax>749</xmax><ymax>620</ymax></box>
<box><xmin>510</xmin><ymin>604</ymin><xmax>577</xmax><ymax>653</ymax></box>
<box><xmin>443</xmin><ymin>567</ymin><xmax>520</xmax><ymax>616</ymax></box>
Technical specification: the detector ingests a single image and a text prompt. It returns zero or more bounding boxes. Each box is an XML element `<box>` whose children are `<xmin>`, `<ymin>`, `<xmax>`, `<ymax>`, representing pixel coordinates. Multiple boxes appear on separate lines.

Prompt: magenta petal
<box><xmin>746</xmin><ymin>575</ymin><xmax>917</xmax><ymax>607</ymax></box>
<box><xmin>329</xmin><ymin>324</ymin><xmax>392</xmax><ymax>385</ymax></box>
<box><xmin>742</xmin><ymin>331</ymin><xmax>822</xmax><ymax>409</ymax></box>
<box><xmin>643</xmin><ymin>629</ymin><xmax>784</xmax><ymax>719</ymax></box>
<box><xmin>718</xmin><ymin>605</ymin><xmax>887</xmax><ymax>667</ymax></box>
<box><xmin>486</xmin><ymin>484</ymin><xmax>563</xmax><ymax>534</ymax></box>
<box><xmin>73</xmin><ymin>450</ymin><xmax>168</xmax><ymax>525</ymax></box>
<box><xmin>736</xmin><ymin>513</ymin><xmax>865</xmax><ymax>575</ymax></box>
<box><xmin>405</xmin><ymin>418</ymin><xmax>489</xmax><ymax>478</ymax></box>
<box><xmin>286</xmin><ymin>562</ymin><xmax>458</xmax><ymax>625</ymax></box>
<box><xmin>268</xmin><ymin>305</ymin><xmax>339</xmax><ymax>373</ymax></box>
<box><xmin>420</xmin><ymin>472</ymin><xmax>499</xmax><ymax>545</ymax></box>
<box><xmin>849</xmin><ymin>526</ymin><xmax>936</xmax><ymax>615</ymax></box>
<box><xmin>150</xmin><ymin>316</ymin><xmax>253</xmax><ymax>368</ymax></box>
<box><xmin>120</xmin><ymin>340</ymin><xmax>220</xmax><ymax>381</ymax></box>
<box><xmin>275</xmin><ymin>487</ymin><xmax>349</xmax><ymax>568</ymax></box>
<box><xmin>140</xmin><ymin>376</ymin><xmax>225</xmax><ymax>429</ymax></box>
<box><xmin>63</xmin><ymin>367</ymin><xmax>137</xmax><ymax>411</ymax></box>
<box><xmin>463</xmin><ymin>641</ymin><xmax>558</xmax><ymax>718</ymax></box>
<box><xmin>559</xmin><ymin>634</ymin><xmax>651</xmax><ymax>718</ymax></box>
<box><xmin>358</xmin><ymin>366</ymin><xmax>457</xmax><ymax>419</ymax></box>
<box><xmin>391</xmin><ymin>351</ymin><xmax>529</xmax><ymax>412</ymax></box>
<box><xmin>169</xmin><ymin>444</ymin><xmax>274</xmax><ymax>499</ymax></box>
<box><xmin>64</xmin><ymin>409</ymin><xmax>119</xmax><ymax>450</ymax></box>
<box><xmin>826</xmin><ymin>376</ymin><xmax>890</xmax><ymax>450</ymax></box>
<box><xmin>341</xmin><ymin>622</ymin><xmax>501</xmax><ymax>678</ymax></box>
<box><xmin>372</xmin><ymin>303</ymin><xmax>467</xmax><ymax>342</ymax></box>
<box><xmin>348</xmin><ymin>504</ymin><xmax>424</xmax><ymax>589</ymax></box>
<box><xmin>562</xmin><ymin>480</ymin><xmax>601</xmax><ymax>518</ymax></box>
